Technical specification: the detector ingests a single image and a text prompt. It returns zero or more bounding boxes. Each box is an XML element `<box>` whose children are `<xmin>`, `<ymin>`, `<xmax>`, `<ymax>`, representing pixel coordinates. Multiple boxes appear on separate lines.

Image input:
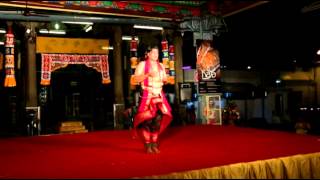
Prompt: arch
<box><xmin>40</xmin><ymin>53</ymin><xmax>111</xmax><ymax>86</ymax></box>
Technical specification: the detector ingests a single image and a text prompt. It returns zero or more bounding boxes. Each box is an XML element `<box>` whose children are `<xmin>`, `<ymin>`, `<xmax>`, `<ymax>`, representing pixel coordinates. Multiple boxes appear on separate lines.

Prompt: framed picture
<box><xmin>205</xmin><ymin>95</ymin><xmax>222</xmax><ymax>125</ymax></box>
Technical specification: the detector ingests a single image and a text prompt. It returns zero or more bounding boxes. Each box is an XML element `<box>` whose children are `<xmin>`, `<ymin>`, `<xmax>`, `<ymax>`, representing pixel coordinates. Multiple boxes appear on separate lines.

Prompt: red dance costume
<box><xmin>133</xmin><ymin>59</ymin><xmax>172</xmax><ymax>153</ymax></box>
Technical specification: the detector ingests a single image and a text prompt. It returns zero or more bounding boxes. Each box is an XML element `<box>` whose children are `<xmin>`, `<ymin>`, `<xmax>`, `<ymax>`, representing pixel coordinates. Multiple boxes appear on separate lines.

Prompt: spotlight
<box><xmin>84</xmin><ymin>25</ymin><xmax>92</xmax><ymax>32</ymax></box>
<box><xmin>54</xmin><ymin>23</ymin><xmax>60</xmax><ymax>30</ymax></box>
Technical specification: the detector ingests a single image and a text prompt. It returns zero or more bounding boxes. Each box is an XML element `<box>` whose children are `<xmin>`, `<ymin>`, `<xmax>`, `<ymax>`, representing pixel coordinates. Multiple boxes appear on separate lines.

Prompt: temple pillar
<box><xmin>315</xmin><ymin>66</ymin><xmax>320</xmax><ymax>105</ymax></box>
<box><xmin>173</xmin><ymin>35</ymin><xmax>183</xmax><ymax>102</ymax></box>
<box><xmin>112</xmin><ymin>26</ymin><xmax>124</xmax><ymax>104</ymax></box>
<box><xmin>24</xmin><ymin>22</ymin><xmax>39</xmax><ymax>107</ymax></box>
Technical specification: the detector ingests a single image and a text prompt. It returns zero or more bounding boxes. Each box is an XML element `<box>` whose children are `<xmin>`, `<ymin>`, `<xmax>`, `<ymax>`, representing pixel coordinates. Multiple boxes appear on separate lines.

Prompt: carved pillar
<box><xmin>315</xmin><ymin>66</ymin><xmax>320</xmax><ymax>105</ymax></box>
<box><xmin>25</xmin><ymin>22</ymin><xmax>38</xmax><ymax>107</ymax></box>
<box><xmin>112</xmin><ymin>26</ymin><xmax>124</xmax><ymax>104</ymax></box>
<box><xmin>173</xmin><ymin>35</ymin><xmax>183</xmax><ymax>102</ymax></box>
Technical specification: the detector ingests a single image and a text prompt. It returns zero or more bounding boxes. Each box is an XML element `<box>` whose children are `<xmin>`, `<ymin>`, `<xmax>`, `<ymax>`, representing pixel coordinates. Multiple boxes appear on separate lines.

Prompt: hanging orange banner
<box><xmin>4</xmin><ymin>27</ymin><xmax>16</xmax><ymax>87</ymax></box>
<box><xmin>0</xmin><ymin>53</ymin><xmax>3</xmax><ymax>71</ymax></box>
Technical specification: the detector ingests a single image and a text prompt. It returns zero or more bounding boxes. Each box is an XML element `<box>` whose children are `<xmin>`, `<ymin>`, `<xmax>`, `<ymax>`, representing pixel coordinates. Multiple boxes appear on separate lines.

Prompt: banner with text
<box><xmin>196</xmin><ymin>40</ymin><xmax>221</xmax><ymax>94</ymax></box>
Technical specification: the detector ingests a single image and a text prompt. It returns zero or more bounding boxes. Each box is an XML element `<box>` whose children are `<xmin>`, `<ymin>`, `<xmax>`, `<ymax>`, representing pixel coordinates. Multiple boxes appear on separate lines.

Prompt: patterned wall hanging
<box><xmin>161</xmin><ymin>39</ymin><xmax>175</xmax><ymax>85</ymax></box>
<box><xmin>168</xmin><ymin>44</ymin><xmax>175</xmax><ymax>84</ymax></box>
<box><xmin>129</xmin><ymin>37</ymin><xmax>139</xmax><ymax>88</ymax></box>
<box><xmin>40</xmin><ymin>54</ymin><xmax>110</xmax><ymax>86</ymax></box>
<box><xmin>0</xmin><ymin>53</ymin><xmax>3</xmax><ymax>71</ymax></box>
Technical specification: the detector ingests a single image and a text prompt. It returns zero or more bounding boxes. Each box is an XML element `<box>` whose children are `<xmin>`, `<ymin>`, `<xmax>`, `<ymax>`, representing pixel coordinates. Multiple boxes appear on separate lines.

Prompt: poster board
<box><xmin>198</xmin><ymin>94</ymin><xmax>222</xmax><ymax>125</ymax></box>
<box><xmin>195</xmin><ymin>39</ymin><xmax>221</xmax><ymax>94</ymax></box>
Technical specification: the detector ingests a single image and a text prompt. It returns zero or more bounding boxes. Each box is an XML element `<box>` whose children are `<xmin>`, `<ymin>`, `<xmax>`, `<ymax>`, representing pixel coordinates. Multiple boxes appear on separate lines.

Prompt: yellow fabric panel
<box><xmin>141</xmin><ymin>152</ymin><xmax>320</xmax><ymax>179</ymax></box>
<box><xmin>36</xmin><ymin>37</ymin><xmax>109</xmax><ymax>54</ymax></box>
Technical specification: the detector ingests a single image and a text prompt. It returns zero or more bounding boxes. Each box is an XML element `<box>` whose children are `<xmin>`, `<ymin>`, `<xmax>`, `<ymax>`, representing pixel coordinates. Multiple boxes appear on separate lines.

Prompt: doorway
<box><xmin>44</xmin><ymin>64</ymin><xmax>113</xmax><ymax>133</ymax></box>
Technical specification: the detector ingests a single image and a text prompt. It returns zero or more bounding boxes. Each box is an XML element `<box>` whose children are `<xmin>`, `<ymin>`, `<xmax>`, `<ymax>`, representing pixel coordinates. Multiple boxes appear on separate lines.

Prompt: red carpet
<box><xmin>0</xmin><ymin>125</ymin><xmax>320</xmax><ymax>178</ymax></box>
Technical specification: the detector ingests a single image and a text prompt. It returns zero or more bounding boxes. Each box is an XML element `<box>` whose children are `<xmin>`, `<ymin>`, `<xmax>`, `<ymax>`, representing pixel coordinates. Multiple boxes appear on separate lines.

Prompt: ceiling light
<box><xmin>39</xmin><ymin>29</ymin><xmax>49</xmax><ymax>34</ymax></box>
<box><xmin>133</xmin><ymin>25</ymin><xmax>163</xmax><ymax>30</ymax></box>
<box><xmin>26</xmin><ymin>28</ymin><xmax>31</xmax><ymax>34</ymax></box>
<box><xmin>317</xmin><ymin>49</ymin><xmax>320</xmax><ymax>55</ymax></box>
<box><xmin>101</xmin><ymin>46</ymin><xmax>113</xmax><ymax>50</ymax></box>
<box><xmin>54</xmin><ymin>23</ymin><xmax>60</xmax><ymax>30</ymax></box>
<box><xmin>0</xmin><ymin>29</ymin><xmax>6</xmax><ymax>33</ymax></box>
<box><xmin>122</xmin><ymin>36</ymin><xmax>139</xmax><ymax>41</ymax></box>
<box><xmin>84</xmin><ymin>25</ymin><xmax>92</xmax><ymax>32</ymax></box>
<box><xmin>49</xmin><ymin>30</ymin><xmax>66</xmax><ymax>35</ymax></box>
<box><xmin>39</xmin><ymin>29</ymin><xmax>66</xmax><ymax>35</ymax></box>
<box><xmin>73</xmin><ymin>16</ymin><xmax>103</xmax><ymax>20</ymax></box>
<box><xmin>62</xmin><ymin>21</ymin><xmax>93</xmax><ymax>25</ymax></box>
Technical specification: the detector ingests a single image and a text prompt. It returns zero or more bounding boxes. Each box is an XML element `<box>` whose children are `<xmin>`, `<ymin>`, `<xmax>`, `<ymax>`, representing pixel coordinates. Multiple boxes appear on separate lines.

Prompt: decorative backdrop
<box><xmin>41</xmin><ymin>54</ymin><xmax>110</xmax><ymax>86</ymax></box>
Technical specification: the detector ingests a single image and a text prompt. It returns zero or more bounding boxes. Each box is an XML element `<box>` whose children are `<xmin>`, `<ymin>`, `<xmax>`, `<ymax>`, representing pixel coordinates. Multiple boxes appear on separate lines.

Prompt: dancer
<box><xmin>130</xmin><ymin>45</ymin><xmax>172</xmax><ymax>154</ymax></box>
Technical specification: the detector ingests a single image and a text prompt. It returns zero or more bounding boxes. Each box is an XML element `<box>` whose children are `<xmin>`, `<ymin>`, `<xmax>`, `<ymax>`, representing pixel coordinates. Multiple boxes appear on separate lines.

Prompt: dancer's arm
<box><xmin>131</xmin><ymin>61</ymin><xmax>147</xmax><ymax>84</ymax></box>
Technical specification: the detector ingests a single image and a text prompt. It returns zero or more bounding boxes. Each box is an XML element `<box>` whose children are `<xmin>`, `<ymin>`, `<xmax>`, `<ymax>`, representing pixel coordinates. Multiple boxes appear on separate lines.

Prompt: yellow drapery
<box><xmin>140</xmin><ymin>152</ymin><xmax>320</xmax><ymax>179</ymax></box>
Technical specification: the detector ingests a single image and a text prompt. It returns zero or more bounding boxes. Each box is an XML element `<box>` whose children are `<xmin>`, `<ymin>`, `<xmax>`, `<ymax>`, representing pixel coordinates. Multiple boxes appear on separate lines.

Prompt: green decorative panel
<box><xmin>154</xmin><ymin>6</ymin><xmax>168</xmax><ymax>13</ymax></box>
<box><xmin>128</xmin><ymin>3</ymin><xmax>142</xmax><ymax>11</ymax></box>
<box><xmin>151</xmin><ymin>1</ymin><xmax>205</xmax><ymax>7</ymax></box>
<box><xmin>179</xmin><ymin>9</ymin><xmax>192</xmax><ymax>16</ymax></box>
<box><xmin>101</xmin><ymin>1</ymin><xmax>114</xmax><ymax>7</ymax></box>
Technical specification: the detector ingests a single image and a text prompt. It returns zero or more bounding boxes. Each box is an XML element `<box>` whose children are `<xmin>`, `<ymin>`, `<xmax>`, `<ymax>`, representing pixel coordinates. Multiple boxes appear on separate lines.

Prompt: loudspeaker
<box><xmin>180</xmin><ymin>83</ymin><xmax>192</xmax><ymax>103</ymax></box>
<box><xmin>179</xmin><ymin>82</ymin><xmax>197</xmax><ymax>103</ymax></box>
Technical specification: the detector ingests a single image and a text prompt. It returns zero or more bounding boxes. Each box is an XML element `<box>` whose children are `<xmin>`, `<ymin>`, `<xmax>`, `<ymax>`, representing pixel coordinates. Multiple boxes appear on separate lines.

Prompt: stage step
<box><xmin>59</xmin><ymin>121</ymin><xmax>88</xmax><ymax>134</ymax></box>
<box><xmin>60</xmin><ymin>121</ymin><xmax>83</xmax><ymax>127</ymax></box>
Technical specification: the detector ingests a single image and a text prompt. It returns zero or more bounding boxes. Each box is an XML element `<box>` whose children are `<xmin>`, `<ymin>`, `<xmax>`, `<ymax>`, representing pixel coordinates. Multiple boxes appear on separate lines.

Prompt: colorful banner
<box><xmin>196</xmin><ymin>40</ymin><xmax>220</xmax><ymax>81</ymax></box>
<box><xmin>196</xmin><ymin>40</ymin><xmax>221</xmax><ymax>94</ymax></box>
<box><xmin>0</xmin><ymin>53</ymin><xmax>3</xmax><ymax>71</ymax></box>
<box><xmin>1</xmin><ymin>1</ymin><xmax>201</xmax><ymax>20</ymax></box>
<box><xmin>161</xmin><ymin>39</ymin><xmax>175</xmax><ymax>85</ymax></box>
<box><xmin>41</xmin><ymin>54</ymin><xmax>110</xmax><ymax>86</ymax></box>
<box><xmin>168</xmin><ymin>44</ymin><xmax>175</xmax><ymax>84</ymax></box>
<box><xmin>129</xmin><ymin>37</ymin><xmax>139</xmax><ymax>88</ymax></box>
<box><xmin>4</xmin><ymin>25</ymin><xmax>16</xmax><ymax>87</ymax></box>
<box><xmin>130</xmin><ymin>38</ymin><xmax>138</xmax><ymax>70</ymax></box>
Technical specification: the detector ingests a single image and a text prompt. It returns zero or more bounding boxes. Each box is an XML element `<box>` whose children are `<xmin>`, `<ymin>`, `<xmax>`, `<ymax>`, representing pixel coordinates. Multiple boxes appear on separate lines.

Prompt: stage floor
<box><xmin>0</xmin><ymin>125</ymin><xmax>320</xmax><ymax>178</ymax></box>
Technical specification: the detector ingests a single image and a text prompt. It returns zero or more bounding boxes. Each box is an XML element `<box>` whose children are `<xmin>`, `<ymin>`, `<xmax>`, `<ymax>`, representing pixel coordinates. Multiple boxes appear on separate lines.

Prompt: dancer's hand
<box><xmin>148</xmin><ymin>71</ymin><xmax>157</xmax><ymax>78</ymax></box>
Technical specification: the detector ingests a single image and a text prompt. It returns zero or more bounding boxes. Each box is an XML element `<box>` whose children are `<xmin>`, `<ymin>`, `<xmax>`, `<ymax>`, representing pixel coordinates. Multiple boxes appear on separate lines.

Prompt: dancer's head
<box><xmin>146</xmin><ymin>44</ymin><xmax>159</xmax><ymax>62</ymax></box>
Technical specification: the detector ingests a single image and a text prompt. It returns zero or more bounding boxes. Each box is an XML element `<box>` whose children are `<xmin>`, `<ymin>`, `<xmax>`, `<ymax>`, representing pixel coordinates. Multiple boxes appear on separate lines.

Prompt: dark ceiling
<box><xmin>0</xmin><ymin>1</ymin><xmax>319</xmax><ymax>71</ymax></box>
<box><xmin>216</xmin><ymin>1</ymin><xmax>320</xmax><ymax>70</ymax></box>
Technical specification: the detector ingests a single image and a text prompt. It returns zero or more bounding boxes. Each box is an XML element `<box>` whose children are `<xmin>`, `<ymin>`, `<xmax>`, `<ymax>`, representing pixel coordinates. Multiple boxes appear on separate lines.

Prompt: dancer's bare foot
<box><xmin>151</xmin><ymin>143</ymin><xmax>160</xmax><ymax>154</ymax></box>
<box><xmin>145</xmin><ymin>143</ymin><xmax>153</xmax><ymax>154</ymax></box>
